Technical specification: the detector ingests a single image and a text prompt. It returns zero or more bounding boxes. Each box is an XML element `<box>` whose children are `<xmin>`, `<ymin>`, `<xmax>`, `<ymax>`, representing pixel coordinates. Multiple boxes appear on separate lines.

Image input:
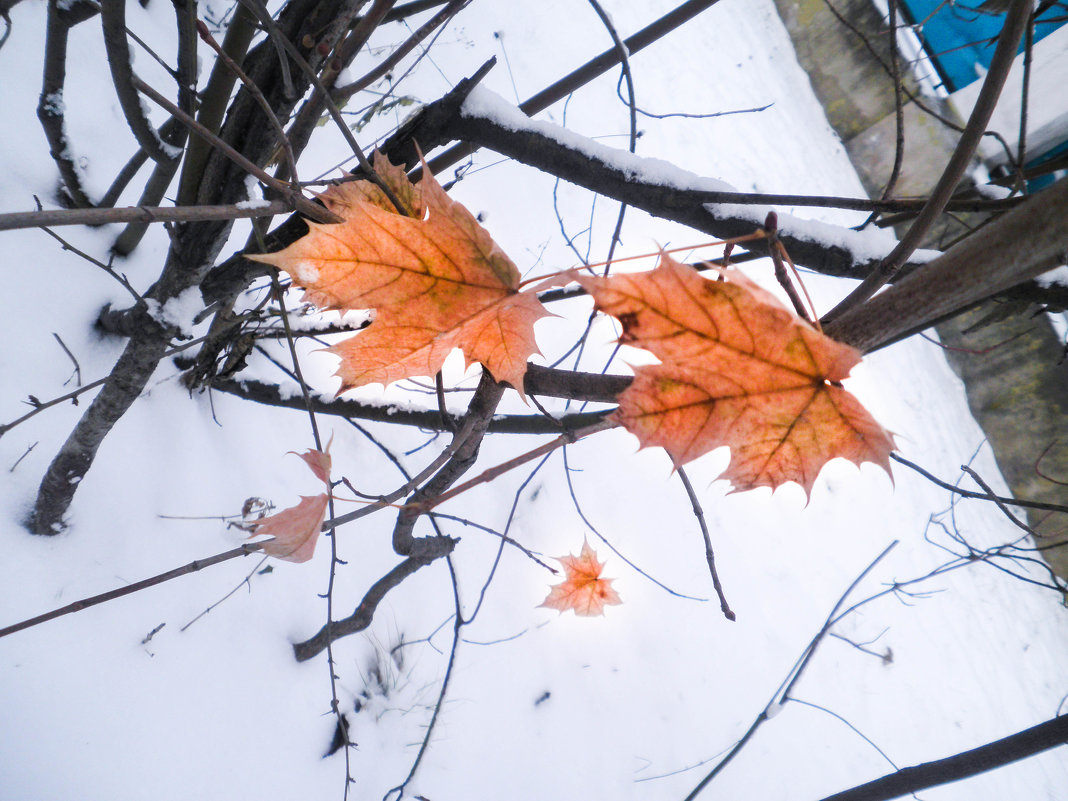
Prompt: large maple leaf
<box><xmin>540</xmin><ymin>540</ymin><xmax>623</xmax><ymax>616</ymax></box>
<box><xmin>577</xmin><ymin>255</ymin><xmax>894</xmax><ymax>497</ymax></box>
<box><xmin>248</xmin><ymin>152</ymin><xmax>548</xmax><ymax>391</ymax></box>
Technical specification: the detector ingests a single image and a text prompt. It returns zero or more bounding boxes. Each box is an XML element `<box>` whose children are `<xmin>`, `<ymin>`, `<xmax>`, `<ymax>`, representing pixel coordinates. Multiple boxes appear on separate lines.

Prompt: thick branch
<box><xmin>420</xmin><ymin>89</ymin><xmax>931</xmax><ymax>280</ymax></box>
<box><xmin>38</xmin><ymin>0</ymin><xmax>99</xmax><ymax>208</ymax></box>
<box><xmin>100</xmin><ymin>0</ymin><xmax>182</xmax><ymax>164</ymax></box>
<box><xmin>30</xmin><ymin>0</ymin><xmax>347</xmax><ymax>533</ymax></box>
<box><xmin>818</xmin><ymin>715</ymin><xmax>1068</xmax><ymax>801</ymax></box>
<box><xmin>825</xmin><ymin>177</ymin><xmax>1068</xmax><ymax>353</ymax></box>
<box><xmin>209</xmin><ymin>372</ymin><xmax>622</xmax><ymax>431</ymax></box>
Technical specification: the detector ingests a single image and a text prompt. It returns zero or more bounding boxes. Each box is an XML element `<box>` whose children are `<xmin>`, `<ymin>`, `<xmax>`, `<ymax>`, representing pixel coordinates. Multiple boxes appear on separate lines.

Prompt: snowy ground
<box><xmin>1</xmin><ymin>1</ymin><xmax>1066</xmax><ymax>800</ymax></box>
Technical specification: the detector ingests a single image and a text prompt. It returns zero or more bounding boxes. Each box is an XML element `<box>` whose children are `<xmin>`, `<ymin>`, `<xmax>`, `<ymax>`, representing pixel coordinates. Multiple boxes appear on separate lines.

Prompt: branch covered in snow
<box><xmin>392</xmin><ymin>85</ymin><xmax>939</xmax><ymax>280</ymax></box>
<box><xmin>208</xmin><ymin>374</ymin><xmax>618</xmax><ymax>434</ymax></box>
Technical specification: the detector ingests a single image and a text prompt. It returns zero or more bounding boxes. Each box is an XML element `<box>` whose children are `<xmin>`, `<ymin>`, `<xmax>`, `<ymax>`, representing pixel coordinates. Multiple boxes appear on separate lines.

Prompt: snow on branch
<box><xmin>438</xmin><ymin>86</ymin><xmax>939</xmax><ymax>279</ymax></box>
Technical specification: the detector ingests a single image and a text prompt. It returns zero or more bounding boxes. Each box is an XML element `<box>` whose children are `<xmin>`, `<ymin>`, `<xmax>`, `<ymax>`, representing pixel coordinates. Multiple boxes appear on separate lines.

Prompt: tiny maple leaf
<box><xmin>247</xmin><ymin>445</ymin><xmax>332</xmax><ymax>563</ymax></box>
<box><xmin>541</xmin><ymin>540</ymin><xmax>622</xmax><ymax>616</ymax></box>
<box><xmin>247</xmin><ymin>151</ymin><xmax>548</xmax><ymax>392</ymax></box>
<box><xmin>291</xmin><ymin>440</ymin><xmax>332</xmax><ymax>485</ymax></box>
<box><xmin>577</xmin><ymin>255</ymin><xmax>894</xmax><ymax>497</ymax></box>
<box><xmin>250</xmin><ymin>494</ymin><xmax>329</xmax><ymax>563</ymax></box>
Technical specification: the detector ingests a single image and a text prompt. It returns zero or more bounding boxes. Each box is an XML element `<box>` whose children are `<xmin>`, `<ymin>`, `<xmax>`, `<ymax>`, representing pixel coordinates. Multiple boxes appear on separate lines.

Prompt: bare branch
<box><xmin>0</xmin><ymin>544</ymin><xmax>266</xmax><ymax>639</ymax></box>
<box><xmin>38</xmin><ymin>0</ymin><xmax>100</xmax><ymax>208</ymax></box>
<box><xmin>826</xmin><ymin>177</ymin><xmax>1068</xmax><ymax>353</ymax></box>
<box><xmin>817</xmin><ymin>715</ymin><xmax>1068</xmax><ymax>801</ymax></box>
<box><xmin>824</xmin><ymin>0</ymin><xmax>1034</xmax><ymax>320</ymax></box>
<box><xmin>0</xmin><ymin>200</ymin><xmax>295</xmax><ymax>232</ymax></box>
<box><xmin>100</xmin><ymin>0</ymin><xmax>182</xmax><ymax>164</ymax></box>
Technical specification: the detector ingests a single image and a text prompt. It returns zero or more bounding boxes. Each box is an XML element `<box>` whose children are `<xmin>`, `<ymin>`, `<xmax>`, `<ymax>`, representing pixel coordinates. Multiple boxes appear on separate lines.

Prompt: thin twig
<box><xmin>0</xmin><ymin>543</ymin><xmax>266</xmax><ymax>639</ymax></box>
<box><xmin>891</xmin><ymin>453</ymin><xmax>1068</xmax><ymax>514</ymax></box>
<box><xmin>52</xmin><ymin>333</ymin><xmax>81</xmax><ymax>386</ymax></box>
<box><xmin>383</xmin><ymin>556</ymin><xmax>462</xmax><ymax>800</ymax></box>
<box><xmin>179</xmin><ymin>555</ymin><xmax>270</xmax><ymax>632</ymax></box>
<box><xmin>684</xmin><ymin>541</ymin><xmax>898</xmax><ymax>800</ymax></box>
<box><xmin>677</xmin><ymin>466</ymin><xmax>735</xmax><ymax>620</ymax></box>
<box><xmin>823</xmin><ymin>0</ymin><xmax>1033</xmax><ymax>321</ymax></box>
<box><xmin>562</xmin><ymin>446</ymin><xmax>707</xmax><ymax>601</ymax></box>
<box><xmin>132</xmin><ymin>77</ymin><xmax>341</xmax><ymax>224</ymax></box>
<box><xmin>34</xmin><ymin>216</ymin><xmax>144</xmax><ymax>303</ymax></box>
<box><xmin>0</xmin><ymin>335</ymin><xmax>212</xmax><ymax>438</ymax></box>
<box><xmin>0</xmin><ymin>200</ymin><xmax>296</xmax><ymax>232</ymax></box>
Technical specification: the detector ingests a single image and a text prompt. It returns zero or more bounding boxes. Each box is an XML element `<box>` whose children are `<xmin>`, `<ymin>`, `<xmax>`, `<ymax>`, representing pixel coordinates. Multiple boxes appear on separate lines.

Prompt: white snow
<box><xmin>235</xmin><ymin>198</ymin><xmax>273</xmax><ymax>210</ymax></box>
<box><xmin>145</xmin><ymin>286</ymin><xmax>204</xmax><ymax>336</ymax></box>
<box><xmin>1</xmin><ymin>2</ymin><xmax>1066</xmax><ymax>801</ymax></box>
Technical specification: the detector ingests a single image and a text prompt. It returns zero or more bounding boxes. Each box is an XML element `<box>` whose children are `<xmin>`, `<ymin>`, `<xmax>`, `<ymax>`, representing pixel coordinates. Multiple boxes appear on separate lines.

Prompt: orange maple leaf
<box><xmin>540</xmin><ymin>540</ymin><xmax>623</xmax><ymax>616</ymax></box>
<box><xmin>577</xmin><ymin>255</ymin><xmax>894</xmax><ymax>497</ymax></box>
<box><xmin>248</xmin><ymin>152</ymin><xmax>548</xmax><ymax>392</ymax></box>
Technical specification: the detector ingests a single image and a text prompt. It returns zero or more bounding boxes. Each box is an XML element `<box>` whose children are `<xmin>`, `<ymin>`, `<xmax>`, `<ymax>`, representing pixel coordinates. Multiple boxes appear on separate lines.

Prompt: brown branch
<box><xmin>37</xmin><ymin>0</ymin><xmax>99</xmax><ymax>208</ymax></box>
<box><xmin>0</xmin><ymin>200</ymin><xmax>295</xmax><ymax>232</ymax></box>
<box><xmin>677</xmin><ymin>466</ymin><xmax>735</xmax><ymax>621</ymax></box>
<box><xmin>109</xmin><ymin>118</ymin><xmax>190</xmax><ymax>255</ymax></box>
<box><xmin>207</xmin><ymin>368</ymin><xmax>627</xmax><ymax>430</ymax></box>
<box><xmin>100</xmin><ymin>0</ymin><xmax>181</xmax><ymax>164</ymax></box>
<box><xmin>292</xmin><ymin>553</ymin><xmax>436</xmax><ymax>662</ymax></box>
<box><xmin>825</xmin><ymin>176</ymin><xmax>1068</xmax><ymax>353</ymax></box>
<box><xmin>177</xmin><ymin>2</ymin><xmax>257</xmax><ymax>206</ymax></box>
<box><xmin>28</xmin><ymin>0</ymin><xmax>358</xmax><ymax>535</ymax></box>
<box><xmin>391</xmin><ymin>371</ymin><xmax>505</xmax><ymax>555</ymax></box>
<box><xmin>196</xmin><ymin>20</ymin><xmax>300</xmax><ymax>187</ymax></box>
<box><xmin>132</xmin><ymin>76</ymin><xmax>342</xmax><ymax>224</ymax></box>
<box><xmin>429</xmin><ymin>100</ymin><xmax>926</xmax><ymax>280</ymax></box>
<box><xmin>0</xmin><ymin>544</ymin><xmax>265</xmax><ymax>639</ymax></box>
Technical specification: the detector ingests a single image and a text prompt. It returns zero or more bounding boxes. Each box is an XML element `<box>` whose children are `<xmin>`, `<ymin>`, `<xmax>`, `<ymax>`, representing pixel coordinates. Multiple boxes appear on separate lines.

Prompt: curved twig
<box><xmin>824</xmin><ymin>0</ymin><xmax>1034</xmax><ymax>321</ymax></box>
<box><xmin>100</xmin><ymin>0</ymin><xmax>182</xmax><ymax>164</ymax></box>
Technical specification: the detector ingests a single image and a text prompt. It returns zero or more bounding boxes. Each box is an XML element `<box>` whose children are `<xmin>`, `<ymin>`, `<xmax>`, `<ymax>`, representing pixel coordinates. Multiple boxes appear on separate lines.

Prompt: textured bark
<box><xmin>30</xmin><ymin>0</ymin><xmax>359</xmax><ymax>534</ymax></box>
<box><xmin>824</xmin><ymin>177</ymin><xmax>1068</xmax><ymax>352</ymax></box>
<box><xmin>415</xmin><ymin>97</ymin><xmax>929</xmax><ymax>281</ymax></box>
<box><xmin>936</xmin><ymin>307</ymin><xmax>1068</xmax><ymax>579</ymax></box>
<box><xmin>28</xmin><ymin>326</ymin><xmax>170</xmax><ymax>533</ymax></box>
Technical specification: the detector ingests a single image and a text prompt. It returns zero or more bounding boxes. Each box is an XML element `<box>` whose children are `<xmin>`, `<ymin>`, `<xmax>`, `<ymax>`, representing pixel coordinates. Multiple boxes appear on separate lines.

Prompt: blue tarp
<box><xmin>899</xmin><ymin>1</ymin><xmax>1066</xmax><ymax>92</ymax></box>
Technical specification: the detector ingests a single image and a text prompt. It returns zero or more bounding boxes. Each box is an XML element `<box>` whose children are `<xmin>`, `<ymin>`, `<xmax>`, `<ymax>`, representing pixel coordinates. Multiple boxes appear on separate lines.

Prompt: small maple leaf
<box><xmin>577</xmin><ymin>255</ymin><xmax>894</xmax><ymax>497</ymax></box>
<box><xmin>250</xmin><ymin>494</ymin><xmax>329</xmax><ymax>563</ymax></box>
<box><xmin>247</xmin><ymin>152</ymin><xmax>548</xmax><ymax>392</ymax></box>
<box><xmin>540</xmin><ymin>540</ymin><xmax>622</xmax><ymax>616</ymax></box>
<box><xmin>290</xmin><ymin>439</ymin><xmax>332</xmax><ymax>485</ymax></box>
<box><xmin>247</xmin><ymin>445</ymin><xmax>332</xmax><ymax>563</ymax></box>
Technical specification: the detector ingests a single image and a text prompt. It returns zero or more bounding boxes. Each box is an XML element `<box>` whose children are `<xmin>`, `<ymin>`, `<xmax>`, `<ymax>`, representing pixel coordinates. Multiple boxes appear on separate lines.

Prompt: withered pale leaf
<box><xmin>250</xmin><ymin>493</ymin><xmax>329</xmax><ymax>563</ymax></box>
